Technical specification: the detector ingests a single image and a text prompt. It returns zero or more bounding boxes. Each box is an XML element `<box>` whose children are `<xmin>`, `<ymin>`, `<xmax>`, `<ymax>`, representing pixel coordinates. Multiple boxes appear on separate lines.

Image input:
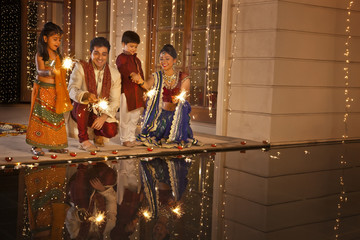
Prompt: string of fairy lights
<box><xmin>25</xmin><ymin>1</ymin><xmax>38</xmax><ymax>91</ymax></box>
<box><xmin>226</xmin><ymin>3</ymin><xmax>241</xmax><ymax>116</ymax></box>
<box><xmin>0</xmin><ymin>0</ymin><xmax>21</xmax><ymax>103</ymax></box>
<box><xmin>334</xmin><ymin>1</ymin><xmax>353</xmax><ymax>239</ymax></box>
<box><xmin>94</xmin><ymin>0</ymin><xmax>99</xmax><ymax>37</ymax></box>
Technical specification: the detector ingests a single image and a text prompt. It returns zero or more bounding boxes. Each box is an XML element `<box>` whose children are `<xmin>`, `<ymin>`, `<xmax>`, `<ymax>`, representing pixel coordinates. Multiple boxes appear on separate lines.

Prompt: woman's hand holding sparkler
<box><xmin>172</xmin><ymin>90</ymin><xmax>187</xmax><ymax>104</ymax></box>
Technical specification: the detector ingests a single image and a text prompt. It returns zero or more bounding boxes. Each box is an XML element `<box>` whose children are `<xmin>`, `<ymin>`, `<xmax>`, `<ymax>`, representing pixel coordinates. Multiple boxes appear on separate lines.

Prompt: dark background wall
<box><xmin>0</xmin><ymin>0</ymin><xmax>21</xmax><ymax>103</ymax></box>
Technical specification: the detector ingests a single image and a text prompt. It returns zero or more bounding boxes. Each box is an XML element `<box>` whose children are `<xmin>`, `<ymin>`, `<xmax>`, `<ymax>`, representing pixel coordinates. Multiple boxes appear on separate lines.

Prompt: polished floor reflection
<box><xmin>1</xmin><ymin>142</ymin><xmax>360</xmax><ymax>240</ymax></box>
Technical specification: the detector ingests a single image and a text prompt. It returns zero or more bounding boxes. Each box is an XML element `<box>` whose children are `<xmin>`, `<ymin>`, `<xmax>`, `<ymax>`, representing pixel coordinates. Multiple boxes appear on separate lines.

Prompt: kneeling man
<box><xmin>68</xmin><ymin>37</ymin><xmax>121</xmax><ymax>151</ymax></box>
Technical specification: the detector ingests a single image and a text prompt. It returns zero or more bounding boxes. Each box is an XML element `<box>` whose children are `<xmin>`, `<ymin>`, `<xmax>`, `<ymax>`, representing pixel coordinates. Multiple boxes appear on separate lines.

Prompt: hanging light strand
<box><xmin>334</xmin><ymin>1</ymin><xmax>354</xmax><ymax>239</ymax></box>
<box><xmin>226</xmin><ymin>4</ymin><xmax>241</xmax><ymax>115</ymax></box>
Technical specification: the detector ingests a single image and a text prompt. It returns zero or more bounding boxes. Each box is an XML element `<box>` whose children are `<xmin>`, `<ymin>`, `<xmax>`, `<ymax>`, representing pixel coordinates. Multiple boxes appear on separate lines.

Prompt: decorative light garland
<box><xmin>94</xmin><ymin>0</ymin><xmax>99</xmax><ymax>37</ymax></box>
<box><xmin>0</xmin><ymin>0</ymin><xmax>21</xmax><ymax>103</ymax></box>
<box><xmin>334</xmin><ymin>1</ymin><xmax>353</xmax><ymax>239</ymax></box>
<box><xmin>26</xmin><ymin>1</ymin><xmax>38</xmax><ymax>91</ymax></box>
<box><xmin>84</xmin><ymin>0</ymin><xmax>89</xmax><ymax>61</ymax></box>
<box><xmin>226</xmin><ymin>3</ymin><xmax>241</xmax><ymax>116</ymax></box>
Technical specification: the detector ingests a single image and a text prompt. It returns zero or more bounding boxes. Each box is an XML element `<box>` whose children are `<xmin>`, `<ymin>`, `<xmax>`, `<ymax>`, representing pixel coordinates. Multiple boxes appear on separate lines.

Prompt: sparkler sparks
<box><xmin>171</xmin><ymin>204</ymin><xmax>184</xmax><ymax>218</ymax></box>
<box><xmin>89</xmin><ymin>211</ymin><xmax>106</xmax><ymax>226</ymax></box>
<box><xmin>62</xmin><ymin>57</ymin><xmax>74</xmax><ymax>70</ymax></box>
<box><xmin>142</xmin><ymin>209</ymin><xmax>152</xmax><ymax>221</ymax></box>
<box><xmin>146</xmin><ymin>88</ymin><xmax>157</xmax><ymax>99</ymax></box>
<box><xmin>175</xmin><ymin>90</ymin><xmax>187</xmax><ymax>103</ymax></box>
<box><xmin>92</xmin><ymin>98</ymin><xmax>109</xmax><ymax>114</ymax></box>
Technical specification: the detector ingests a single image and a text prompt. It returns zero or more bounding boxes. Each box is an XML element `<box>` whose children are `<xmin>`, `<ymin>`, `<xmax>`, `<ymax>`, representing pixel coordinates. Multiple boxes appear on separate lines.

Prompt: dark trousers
<box><xmin>71</xmin><ymin>102</ymin><xmax>118</xmax><ymax>143</ymax></box>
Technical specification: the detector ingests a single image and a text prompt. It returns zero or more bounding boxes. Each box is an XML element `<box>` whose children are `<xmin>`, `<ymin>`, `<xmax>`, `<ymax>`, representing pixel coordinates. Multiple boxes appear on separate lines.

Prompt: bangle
<box><xmin>139</xmin><ymin>81</ymin><xmax>144</xmax><ymax>86</ymax></box>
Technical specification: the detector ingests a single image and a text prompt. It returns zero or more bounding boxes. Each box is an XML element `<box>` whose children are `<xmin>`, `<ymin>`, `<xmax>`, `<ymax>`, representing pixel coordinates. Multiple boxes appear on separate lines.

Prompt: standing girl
<box><xmin>26</xmin><ymin>22</ymin><xmax>72</xmax><ymax>156</ymax></box>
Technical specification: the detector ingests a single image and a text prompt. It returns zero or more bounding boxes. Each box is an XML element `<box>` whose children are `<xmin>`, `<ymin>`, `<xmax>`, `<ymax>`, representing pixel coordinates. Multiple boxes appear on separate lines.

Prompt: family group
<box><xmin>25</xmin><ymin>22</ymin><xmax>200</xmax><ymax>156</ymax></box>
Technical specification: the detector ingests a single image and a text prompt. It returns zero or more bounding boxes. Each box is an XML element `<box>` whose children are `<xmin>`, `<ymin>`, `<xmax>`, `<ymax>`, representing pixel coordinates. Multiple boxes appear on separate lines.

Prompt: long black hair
<box><xmin>37</xmin><ymin>22</ymin><xmax>63</xmax><ymax>61</ymax></box>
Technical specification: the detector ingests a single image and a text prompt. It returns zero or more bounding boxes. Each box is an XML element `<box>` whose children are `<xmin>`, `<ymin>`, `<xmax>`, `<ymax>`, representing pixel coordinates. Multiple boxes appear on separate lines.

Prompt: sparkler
<box><xmin>62</xmin><ymin>57</ymin><xmax>74</xmax><ymax>70</ymax></box>
<box><xmin>146</xmin><ymin>88</ymin><xmax>157</xmax><ymax>99</ymax></box>
<box><xmin>141</xmin><ymin>209</ymin><xmax>152</xmax><ymax>221</ymax></box>
<box><xmin>91</xmin><ymin>98</ymin><xmax>118</xmax><ymax>122</ymax></box>
<box><xmin>92</xmin><ymin>98</ymin><xmax>110</xmax><ymax>115</ymax></box>
<box><xmin>175</xmin><ymin>90</ymin><xmax>187</xmax><ymax>103</ymax></box>
<box><xmin>171</xmin><ymin>204</ymin><xmax>184</xmax><ymax>218</ymax></box>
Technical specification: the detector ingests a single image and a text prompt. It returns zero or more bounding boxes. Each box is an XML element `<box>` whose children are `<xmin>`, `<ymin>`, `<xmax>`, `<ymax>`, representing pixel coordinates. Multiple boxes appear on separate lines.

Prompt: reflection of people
<box><xmin>111</xmin><ymin>159</ymin><xmax>144</xmax><ymax>239</ymax></box>
<box><xmin>68</xmin><ymin>37</ymin><xmax>121</xmax><ymax>151</ymax></box>
<box><xmin>140</xmin><ymin>157</ymin><xmax>191</xmax><ymax>240</ymax></box>
<box><xmin>26</xmin><ymin>22</ymin><xmax>72</xmax><ymax>156</ymax></box>
<box><xmin>65</xmin><ymin>162</ymin><xmax>117</xmax><ymax>240</ymax></box>
<box><xmin>24</xmin><ymin>167</ymin><xmax>68</xmax><ymax>239</ymax></box>
<box><xmin>116</xmin><ymin>31</ymin><xmax>146</xmax><ymax>147</ymax></box>
<box><xmin>136</xmin><ymin>44</ymin><xmax>199</xmax><ymax>148</ymax></box>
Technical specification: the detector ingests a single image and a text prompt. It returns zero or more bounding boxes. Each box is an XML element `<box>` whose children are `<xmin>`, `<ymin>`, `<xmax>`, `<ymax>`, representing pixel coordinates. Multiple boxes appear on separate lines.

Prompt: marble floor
<box><xmin>0</xmin><ymin>104</ymin><xmax>267</xmax><ymax>166</ymax></box>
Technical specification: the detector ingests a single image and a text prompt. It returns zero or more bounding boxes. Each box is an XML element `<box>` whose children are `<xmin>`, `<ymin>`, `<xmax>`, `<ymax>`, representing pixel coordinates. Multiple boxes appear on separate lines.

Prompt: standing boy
<box><xmin>116</xmin><ymin>31</ymin><xmax>146</xmax><ymax>147</ymax></box>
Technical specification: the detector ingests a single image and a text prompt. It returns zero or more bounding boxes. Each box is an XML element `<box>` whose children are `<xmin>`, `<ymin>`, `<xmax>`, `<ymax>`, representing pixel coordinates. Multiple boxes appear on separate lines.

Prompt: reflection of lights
<box><xmin>185</xmin><ymin>157</ymin><xmax>192</xmax><ymax>162</ymax></box>
<box><xmin>142</xmin><ymin>210</ymin><xmax>151</xmax><ymax>221</ymax></box>
<box><xmin>89</xmin><ymin>211</ymin><xmax>106</xmax><ymax>226</ymax></box>
<box><xmin>175</xmin><ymin>90</ymin><xmax>186</xmax><ymax>103</ymax></box>
<box><xmin>146</xmin><ymin>88</ymin><xmax>157</xmax><ymax>98</ymax></box>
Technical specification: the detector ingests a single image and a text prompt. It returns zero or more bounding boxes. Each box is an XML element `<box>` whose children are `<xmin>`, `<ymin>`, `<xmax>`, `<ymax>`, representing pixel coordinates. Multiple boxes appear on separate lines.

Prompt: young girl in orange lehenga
<box><xmin>26</xmin><ymin>22</ymin><xmax>72</xmax><ymax>156</ymax></box>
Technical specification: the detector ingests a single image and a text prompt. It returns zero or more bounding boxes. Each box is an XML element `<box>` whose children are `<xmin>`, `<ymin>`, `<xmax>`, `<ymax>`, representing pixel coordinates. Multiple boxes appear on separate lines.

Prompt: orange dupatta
<box><xmin>54</xmin><ymin>55</ymin><xmax>73</xmax><ymax>114</ymax></box>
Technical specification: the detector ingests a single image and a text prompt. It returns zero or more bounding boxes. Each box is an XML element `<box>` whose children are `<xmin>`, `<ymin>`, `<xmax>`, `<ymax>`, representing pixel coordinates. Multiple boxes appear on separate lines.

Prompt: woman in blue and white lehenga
<box><xmin>134</xmin><ymin>44</ymin><xmax>200</xmax><ymax>148</ymax></box>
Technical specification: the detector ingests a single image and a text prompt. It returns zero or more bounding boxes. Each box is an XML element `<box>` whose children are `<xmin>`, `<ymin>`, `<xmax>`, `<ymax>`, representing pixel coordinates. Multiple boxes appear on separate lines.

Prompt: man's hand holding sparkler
<box><xmin>82</xmin><ymin>92</ymin><xmax>98</xmax><ymax>103</ymax></box>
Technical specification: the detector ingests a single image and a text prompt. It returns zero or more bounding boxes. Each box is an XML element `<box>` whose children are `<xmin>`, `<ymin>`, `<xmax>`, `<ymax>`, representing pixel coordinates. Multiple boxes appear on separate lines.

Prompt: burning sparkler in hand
<box><xmin>146</xmin><ymin>88</ymin><xmax>157</xmax><ymax>99</ymax></box>
<box><xmin>174</xmin><ymin>90</ymin><xmax>187</xmax><ymax>103</ymax></box>
<box><xmin>62</xmin><ymin>56</ymin><xmax>79</xmax><ymax>70</ymax></box>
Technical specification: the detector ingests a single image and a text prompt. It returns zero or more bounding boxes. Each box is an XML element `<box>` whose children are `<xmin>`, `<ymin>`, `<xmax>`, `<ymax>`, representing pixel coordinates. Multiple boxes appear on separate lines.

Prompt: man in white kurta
<box><xmin>68</xmin><ymin>37</ymin><xmax>121</xmax><ymax>151</ymax></box>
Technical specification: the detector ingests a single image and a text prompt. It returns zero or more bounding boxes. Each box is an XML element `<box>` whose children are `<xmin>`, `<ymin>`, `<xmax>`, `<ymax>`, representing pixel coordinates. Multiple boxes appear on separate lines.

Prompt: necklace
<box><xmin>163</xmin><ymin>71</ymin><xmax>179</xmax><ymax>89</ymax></box>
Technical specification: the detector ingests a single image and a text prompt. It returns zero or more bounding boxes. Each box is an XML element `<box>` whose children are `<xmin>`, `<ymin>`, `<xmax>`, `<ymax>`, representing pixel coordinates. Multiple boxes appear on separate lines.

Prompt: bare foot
<box><xmin>79</xmin><ymin>140</ymin><xmax>99</xmax><ymax>151</ymax></box>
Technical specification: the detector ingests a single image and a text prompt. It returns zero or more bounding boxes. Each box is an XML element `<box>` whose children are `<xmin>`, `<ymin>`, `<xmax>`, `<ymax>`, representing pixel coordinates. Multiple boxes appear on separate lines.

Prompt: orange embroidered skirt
<box><xmin>26</xmin><ymin>80</ymin><xmax>68</xmax><ymax>149</ymax></box>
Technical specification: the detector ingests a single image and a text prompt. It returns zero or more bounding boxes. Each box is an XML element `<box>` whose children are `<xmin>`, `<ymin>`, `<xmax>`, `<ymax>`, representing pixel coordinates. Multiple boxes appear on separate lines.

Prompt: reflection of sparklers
<box><xmin>146</xmin><ymin>88</ymin><xmax>157</xmax><ymax>99</ymax></box>
<box><xmin>175</xmin><ymin>90</ymin><xmax>187</xmax><ymax>103</ymax></box>
<box><xmin>171</xmin><ymin>204</ymin><xmax>184</xmax><ymax>218</ymax></box>
<box><xmin>89</xmin><ymin>211</ymin><xmax>106</xmax><ymax>226</ymax></box>
<box><xmin>141</xmin><ymin>209</ymin><xmax>152</xmax><ymax>221</ymax></box>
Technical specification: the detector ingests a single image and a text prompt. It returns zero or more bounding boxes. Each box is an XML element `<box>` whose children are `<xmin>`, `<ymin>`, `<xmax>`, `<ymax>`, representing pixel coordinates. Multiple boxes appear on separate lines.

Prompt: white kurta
<box><xmin>68</xmin><ymin>62</ymin><xmax>121</xmax><ymax>123</ymax></box>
